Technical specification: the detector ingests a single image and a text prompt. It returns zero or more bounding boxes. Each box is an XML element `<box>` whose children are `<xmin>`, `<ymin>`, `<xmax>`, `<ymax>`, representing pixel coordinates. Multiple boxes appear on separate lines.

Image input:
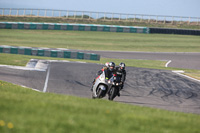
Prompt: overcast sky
<box><xmin>0</xmin><ymin>0</ymin><xmax>199</xmax><ymax>17</ymax></box>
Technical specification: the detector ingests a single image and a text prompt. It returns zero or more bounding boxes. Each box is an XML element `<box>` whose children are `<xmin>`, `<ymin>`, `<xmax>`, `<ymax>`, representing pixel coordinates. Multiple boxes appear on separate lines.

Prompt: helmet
<box><xmin>119</xmin><ymin>62</ymin><xmax>125</xmax><ymax>70</ymax></box>
<box><xmin>108</xmin><ymin>62</ymin><xmax>115</xmax><ymax>71</ymax></box>
<box><xmin>105</xmin><ymin>62</ymin><xmax>109</xmax><ymax>67</ymax></box>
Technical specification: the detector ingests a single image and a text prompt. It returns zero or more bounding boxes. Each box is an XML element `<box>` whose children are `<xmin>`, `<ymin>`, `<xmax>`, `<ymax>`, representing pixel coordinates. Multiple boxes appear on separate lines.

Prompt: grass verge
<box><xmin>0</xmin><ymin>80</ymin><xmax>200</xmax><ymax>133</ymax></box>
<box><xmin>0</xmin><ymin>53</ymin><xmax>166</xmax><ymax>69</ymax></box>
<box><xmin>0</xmin><ymin>29</ymin><xmax>200</xmax><ymax>52</ymax></box>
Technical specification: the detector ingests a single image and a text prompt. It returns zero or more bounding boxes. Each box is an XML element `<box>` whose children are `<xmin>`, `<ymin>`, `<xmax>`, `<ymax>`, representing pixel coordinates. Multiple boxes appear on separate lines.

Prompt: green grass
<box><xmin>0</xmin><ymin>29</ymin><xmax>200</xmax><ymax>52</ymax></box>
<box><xmin>0</xmin><ymin>53</ymin><xmax>166</xmax><ymax>69</ymax></box>
<box><xmin>1</xmin><ymin>16</ymin><xmax>200</xmax><ymax>30</ymax></box>
<box><xmin>0</xmin><ymin>80</ymin><xmax>200</xmax><ymax>133</ymax></box>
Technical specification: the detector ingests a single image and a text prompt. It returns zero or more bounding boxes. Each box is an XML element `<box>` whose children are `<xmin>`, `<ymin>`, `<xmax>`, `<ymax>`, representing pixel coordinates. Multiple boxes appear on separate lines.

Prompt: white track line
<box><xmin>21</xmin><ymin>85</ymin><xmax>41</xmax><ymax>92</ymax></box>
<box><xmin>172</xmin><ymin>71</ymin><xmax>200</xmax><ymax>83</ymax></box>
<box><xmin>165</xmin><ymin>60</ymin><xmax>172</xmax><ymax>67</ymax></box>
<box><xmin>0</xmin><ymin>65</ymin><xmax>46</xmax><ymax>71</ymax></box>
<box><xmin>43</xmin><ymin>62</ymin><xmax>51</xmax><ymax>93</ymax></box>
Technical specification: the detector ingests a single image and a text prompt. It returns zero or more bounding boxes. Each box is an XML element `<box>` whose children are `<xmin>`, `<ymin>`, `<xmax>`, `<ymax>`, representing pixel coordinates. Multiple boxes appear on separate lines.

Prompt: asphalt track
<box><xmin>1</xmin><ymin>61</ymin><xmax>200</xmax><ymax>114</ymax></box>
<box><xmin>80</xmin><ymin>50</ymin><xmax>200</xmax><ymax>70</ymax></box>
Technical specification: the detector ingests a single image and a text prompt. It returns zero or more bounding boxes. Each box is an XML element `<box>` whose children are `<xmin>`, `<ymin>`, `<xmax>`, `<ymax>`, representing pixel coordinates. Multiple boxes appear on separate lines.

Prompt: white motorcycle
<box><xmin>92</xmin><ymin>71</ymin><xmax>121</xmax><ymax>101</ymax></box>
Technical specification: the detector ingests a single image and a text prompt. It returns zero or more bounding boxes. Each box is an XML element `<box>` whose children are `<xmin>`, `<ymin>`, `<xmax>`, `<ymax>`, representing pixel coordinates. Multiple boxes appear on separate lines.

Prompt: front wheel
<box><xmin>108</xmin><ymin>87</ymin><xmax>118</xmax><ymax>101</ymax></box>
<box><xmin>97</xmin><ymin>85</ymin><xmax>106</xmax><ymax>98</ymax></box>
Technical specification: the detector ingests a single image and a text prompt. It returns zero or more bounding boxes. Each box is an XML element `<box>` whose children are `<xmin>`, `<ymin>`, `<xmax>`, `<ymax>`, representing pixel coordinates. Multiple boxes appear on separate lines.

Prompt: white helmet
<box><xmin>105</xmin><ymin>62</ymin><xmax>109</xmax><ymax>67</ymax></box>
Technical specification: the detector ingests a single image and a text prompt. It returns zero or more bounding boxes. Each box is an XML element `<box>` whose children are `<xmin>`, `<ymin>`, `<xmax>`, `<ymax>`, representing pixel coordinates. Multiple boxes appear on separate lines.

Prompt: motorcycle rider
<box><xmin>98</xmin><ymin>62</ymin><xmax>116</xmax><ymax>80</ymax></box>
<box><xmin>116</xmin><ymin>62</ymin><xmax>126</xmax><ymax>96</ymax></box>
<box><xmin>97</xmin><ymin>62</ymin><xmax>109</xmax><ymax>75</ymax></box>
<box><xmin>91</xmin><ymin>62</ymin><xmax>115</xmax><ymax>91</ymax></box>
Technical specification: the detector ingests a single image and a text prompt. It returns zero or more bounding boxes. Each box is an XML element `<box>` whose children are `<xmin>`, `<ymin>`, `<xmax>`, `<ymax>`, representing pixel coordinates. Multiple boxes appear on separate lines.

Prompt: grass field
<box><xmin>0</xmin><ymin>29</ymin><xmax>200</xmax><ymax>52</ymax></box>
<box><xmin>0</xmin><ymin>80</ymin><xmax>200</xmax><ymax>133</ymax></box>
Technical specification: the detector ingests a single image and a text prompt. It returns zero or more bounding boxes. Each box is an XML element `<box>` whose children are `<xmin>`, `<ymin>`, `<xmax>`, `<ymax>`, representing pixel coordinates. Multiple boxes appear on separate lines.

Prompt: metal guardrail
<box><xmin>0</xmin><ymin>8</ymin><xmax>199</xmax><ymax>25</ymax></box>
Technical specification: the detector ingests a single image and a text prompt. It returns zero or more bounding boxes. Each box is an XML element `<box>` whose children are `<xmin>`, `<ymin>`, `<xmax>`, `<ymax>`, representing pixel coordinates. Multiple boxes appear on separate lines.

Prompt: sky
<box><xmin>0</xmin><ymin>0</ymin><xmax>200</xmax><ymax>18</ymax></box>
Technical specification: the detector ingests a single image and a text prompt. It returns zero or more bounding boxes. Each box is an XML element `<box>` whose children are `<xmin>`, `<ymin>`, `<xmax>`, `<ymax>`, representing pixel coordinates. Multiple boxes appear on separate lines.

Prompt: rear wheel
<box><xmin>108</xmin><ymin>87</ymin><xmax>118</xmax><ymax>101</ymax></box>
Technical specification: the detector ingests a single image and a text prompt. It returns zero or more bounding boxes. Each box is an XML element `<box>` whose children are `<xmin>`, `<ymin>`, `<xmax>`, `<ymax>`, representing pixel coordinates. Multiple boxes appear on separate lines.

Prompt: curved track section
<box><xmin>1</xmin><ymin>61</ymin><xmax>200</xmax><ymax>114</ymax></box>
<box><xmin>79</xmin><ymin>50</ymin><xmax>200</xmax><ymax>70</ymax></box>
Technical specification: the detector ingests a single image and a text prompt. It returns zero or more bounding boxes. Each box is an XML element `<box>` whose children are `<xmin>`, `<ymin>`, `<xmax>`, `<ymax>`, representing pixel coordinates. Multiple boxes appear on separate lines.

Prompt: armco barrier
<box><xmin>0</xmin><ymin>22</ymin><xmax>149</xmax><ymax>34</ymax></box>
<box><xmin>149</xmin><ymin>28</ymin><xmax>200</xmax><ymax>36</ymax></box>
<box><xmin>0</xmin><ymin>46</ymin><xmax>100</xmax><ymax>61</ymax></box>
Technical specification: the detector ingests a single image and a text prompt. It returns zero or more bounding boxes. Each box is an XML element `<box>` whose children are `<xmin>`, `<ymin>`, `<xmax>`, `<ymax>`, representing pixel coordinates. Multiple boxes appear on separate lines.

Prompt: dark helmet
<box><xmin>119</xmin><ymin>62</ymin><xmax>125</xmax><ymax>70</ymax></box>
<box><xmin>109</xmin><ymin>62</ymin><xmax>115</xmax><ymax>71</ymax></box>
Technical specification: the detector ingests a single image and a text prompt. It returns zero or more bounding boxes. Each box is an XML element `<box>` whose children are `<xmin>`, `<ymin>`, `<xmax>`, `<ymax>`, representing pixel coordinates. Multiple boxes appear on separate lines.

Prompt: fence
<box><xmin>0</xmin><ymin>8</ymin><xmax>199</xmax><ymax>25</ymax></box>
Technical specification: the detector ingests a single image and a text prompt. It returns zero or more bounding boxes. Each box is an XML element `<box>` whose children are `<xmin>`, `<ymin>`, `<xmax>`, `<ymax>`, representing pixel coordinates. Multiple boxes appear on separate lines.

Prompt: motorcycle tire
<box><xmin>97</xmin><ymin>85</ymin><xmax>105</xmax><ymax>98</ymax></box>
<box><xmin>108</xmin><ymin>87</ymin><xmax>118</xmax><ymax>101</ymax></box>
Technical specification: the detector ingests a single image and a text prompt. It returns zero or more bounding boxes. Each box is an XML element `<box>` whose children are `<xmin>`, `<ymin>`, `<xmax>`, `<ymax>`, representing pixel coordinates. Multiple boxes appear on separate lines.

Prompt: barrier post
<box><xmin>2</xmin><ymin>8</ymin><xmax>4</xmax><ymax>16</ymax></box>
<box><xmin>9</xmin><ymin>8</ymin><xmax>11</xmax><ymax>16</ymax></box>
<box><xmin>44</xmin><ymin>9</ymin><xmax>47</xmax><ymax>17</ymax></box>
<box><xmin>52</xmin><ymin>10</ymin><xmax>54</xmax><ymax>17</ymax></box>
<box><xmin>30</xmin><ymin>9</ymin><xmax>33</xmax><ymax>16</ymax></box>
<box><xmin>82</xmin><ymin>12</ymin><xmax>84</xmax><ymax>19</ymax></box>
<box><xmin>37</xmin><ymin>9</ymin><xmax>39</xmax><ymax>16</ymax></box>
<box><xmin>74</xmin><ymin>11</ymin><xmax>76</xmax><ymax>19</ymax></box>
<box><xmin>188</xmin><ymin>17</ymin><xmax>190</xmax><ymax>25</ymax></box>
<box><xmin>23</xmin><ymin>9</ymin><xmax>25</xmax><ymax>16</ymax></box>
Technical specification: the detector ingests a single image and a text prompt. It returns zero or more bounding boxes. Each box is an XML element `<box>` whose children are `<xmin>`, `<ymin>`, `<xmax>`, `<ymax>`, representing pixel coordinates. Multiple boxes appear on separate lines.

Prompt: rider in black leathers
<box><xmin>116</xmin><ymin>62</ymin><xmax>126</xmax><ymax>96</ymax></box>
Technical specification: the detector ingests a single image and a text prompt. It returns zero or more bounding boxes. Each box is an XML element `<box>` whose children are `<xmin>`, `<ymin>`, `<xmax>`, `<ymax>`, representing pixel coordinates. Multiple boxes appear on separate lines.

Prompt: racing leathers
<box><xmin>116</xmin><ymin>67</ymin><xmax>126</xmax><ymax>90</ymax></box>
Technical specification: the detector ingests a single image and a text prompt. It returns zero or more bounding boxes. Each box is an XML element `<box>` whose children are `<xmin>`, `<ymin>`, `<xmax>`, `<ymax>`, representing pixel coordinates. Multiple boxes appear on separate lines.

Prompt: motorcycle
<box><xmin>91</xmin><ymin>71</ymin><xmax>121</xmax><ymax>101</ymax></box>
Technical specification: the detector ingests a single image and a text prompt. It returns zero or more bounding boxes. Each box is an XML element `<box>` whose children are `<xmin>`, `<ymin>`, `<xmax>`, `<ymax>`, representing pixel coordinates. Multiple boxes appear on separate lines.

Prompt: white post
<box><xmin>89</xmin><ymin>12</ymin><xmax>91</xmax><ymax>19</ymax></box>
<box><xmin>140</xmin><ymin>15</ymin><xmax>143</xmax><ymax>22</ymax></box>
<box><xmin>82</xmin><ymin>12</ymin><xmax>84</xmax><ymax>19</ymax></box>
<box><xmin>30</xmin><ymin>9</ymin><xmax>33</xmax><ymax>16</ymax></box>
<box><xmin>23</xmin><ymin>9</ymin><xmax>25</xmax><ymax>16</ymax></box>
<box><xmin>2</xmin><ymin>8</ymin><xmax>4</xmax><ymax>16</ymax></box>
<box><xmin>148</xmin><ymin>16</ymin><xmax>150</xmax><ymax>23</ymax></box>
<box><xmin>37</xmin><ymin>9</ymin><xmax>39</xmax><ymax>16</ymax></box>
<box><xmin>188</xmin><ymin>17</ymin><xmax>190</xmax><ymax>25</ymax></box>
<box><xmin>119</xmin><ymin>14</ymin><xmax>121</xmax><ymax>21</ymax></box>
<box><xmin>156</xmin><ymin>16</ymin><xmax>158</xmax><ymax>23</ymax></box>
<box><xmin>66</xmin><ymin>11</ymin><xmax>68</xmax><ymax>18</ymax></box>
<box><xmin>134</xmin><ymin>15</ymin><xmax>136</xmax><ymax>22</ymax></box>
<box><xmin>171</xmin><ymin>16</ymin><xmax>174</xmax><ymax>24</ymax></box>
<box><xmin>16</xmin><ymin>9</ymin><xmax>19</xmax><ymax>16</ymax></box>
<box><xmin>104</xmin><ymin>13</ymin><xmax>106</xmax><ymax>20</ymax></box>
<box><xmin>59</xmin><ymin>11</ymin><xmax>61</xmax><ymax>17</ymax></box>
<box><xmin>96</xmin><ymin>12</ymin><xmax>99</xmax><ymax>20</ymax></box>
<box><xmin>164</xmin><ymin>16</ymin><xmax>166</xmax><ymax>24</ymax></box>
<box><xmin>9</xmin><ymin>8</ymin><xmax>11</xmax><ymax>16</ymax></box>
<box><xmin>74</xmin><ymin>11</ymin><xmax>76</xmax><ymax>19</ymax></box>
<box><xmin>52</xmin><ymin>10</ymin><xmax>54</xmax><ymax>17</ymax></box>
<box><xmin>44</xmin><ymin>9</ymin><xmax>47</xmax><ymax>17</ymax></box>
<box><xmin>112</xmin><ymin>13</ymin><xmax>113</xmax><ymax>21</ymax></box>
<box><xmin>126</xmin><ymin>15</ymin><xmax>128</xmax><ymax>21</ymax></box>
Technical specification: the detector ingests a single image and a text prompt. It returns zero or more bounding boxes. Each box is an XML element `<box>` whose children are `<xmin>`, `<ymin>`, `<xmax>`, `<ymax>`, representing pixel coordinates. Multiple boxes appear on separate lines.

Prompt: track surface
<box><xmin>1</xmin><ymin>61</ymin><xmax>200</xmax><ymax>114</ymax></box>
<box><xmin>81</xmin><ymin>50</ymin><xmax>200</xmax><ymax>70</ymax></box>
